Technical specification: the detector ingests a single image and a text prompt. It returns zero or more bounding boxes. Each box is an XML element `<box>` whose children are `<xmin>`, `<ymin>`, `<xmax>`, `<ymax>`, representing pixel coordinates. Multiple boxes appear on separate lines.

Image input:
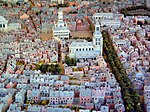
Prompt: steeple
<box><xmin>94</xmin><ymin>20</ymin><xmax>102</xmax><ymax>36</ymax></box>
<box><xmin>58</xmin><ymin>9</ymin><xmax>63</xmax><ymax>20</ymax></box>
<box><xmin>93</xmin><ymin>20</ymin><xmax>103</xmax><ymax>56</ymax></box>
<box><xmin>95</xmin><ymin>20</ymin><xmax>100</xmax><ymax>32</ymax></box>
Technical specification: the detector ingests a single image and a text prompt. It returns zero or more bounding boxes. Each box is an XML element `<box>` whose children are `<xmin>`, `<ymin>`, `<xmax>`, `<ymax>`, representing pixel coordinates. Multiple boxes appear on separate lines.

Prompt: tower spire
<box><xmin>93</xmin><ymin>20</ymin><xmax>103</xmax><ymax>56</ymax></box>
<box><xmin>58</xmin><ymin>9</ymin><xmax>63</xmax><ymax>20</ymax></box>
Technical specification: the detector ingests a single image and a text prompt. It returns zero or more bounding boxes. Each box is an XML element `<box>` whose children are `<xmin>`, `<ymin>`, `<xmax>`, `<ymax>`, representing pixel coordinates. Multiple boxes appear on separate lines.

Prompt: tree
<box><xmin>41</xmin><ymin>100</ymin><xmax>49</xmax><ymax>105</ymax></box>
<box><xmin>137</xmin><ymin>21</ymin><xmax>143</xmax><ymax>26</ymax></box>
<box><xmin>144</xmin><ymin>20</ymin><xmax>148</xmax><ymax>25</ymax></box>
<box><xmin>102</xmin><ymin>31</ymin><xmax>143</xmax><ymax>112</ymax></box>
<box><xmin>56</xmin><ymin>67</ymin><xmax>61</xmax><ymax>74</ymax></box>
<box><xmin>39</xmin><ymin>64</ymin><xmax>47</xmax><ymax>73</ymax></box>
<box><xmin>16</xmin><ymin>2</ymin><xmax>20</xmax><ymax>6</ymax></box>
<box><xmin>3</xmin><ymin>2</ymin><xmax>8</xmax><ymax>7</ymax></box>
<box><xmin>65</xmin><ymin>56</ymin><xmax>76</xmax><ymax>66</ymax></box>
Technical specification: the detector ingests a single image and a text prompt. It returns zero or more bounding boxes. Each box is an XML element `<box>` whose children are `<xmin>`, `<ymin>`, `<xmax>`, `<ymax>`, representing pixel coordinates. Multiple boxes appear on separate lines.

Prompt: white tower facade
<box><xmin>58</xmin><ymin>10</ymin><xmax>63</xmax><ymax>20</ymax></box>
<box><xmin>93</xmin><ymin>20</ymin><xmax>103</xmax><ymax>56</ymax></box>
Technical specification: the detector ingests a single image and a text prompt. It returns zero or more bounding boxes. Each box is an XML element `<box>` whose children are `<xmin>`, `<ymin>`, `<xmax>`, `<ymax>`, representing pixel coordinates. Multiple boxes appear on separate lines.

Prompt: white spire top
<box><xmin>94</xmin><ymin>20</ymin><xmax>101</xmax><ymax>33</ymax></box>
<box><xmin>95</xmin><ymin>19</ymin><xmax>100</xmax><ymax>26</ymax></box>
<box><xmin>58</xmin><ymin>9</ymin><xmax>63</xmax><ymax>20</ymax></box>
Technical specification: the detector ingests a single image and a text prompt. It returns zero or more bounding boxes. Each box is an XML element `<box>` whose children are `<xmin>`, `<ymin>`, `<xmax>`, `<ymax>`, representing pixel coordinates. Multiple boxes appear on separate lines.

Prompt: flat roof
<box><xmin>71</xmin><ymin>31</ymin><xmax>93</xmax><ymax>38</ymax></box>
<box><xmin>40</xmin><ymin>33</ymin><xmax>53</xmax><ymax>41</ymax></box>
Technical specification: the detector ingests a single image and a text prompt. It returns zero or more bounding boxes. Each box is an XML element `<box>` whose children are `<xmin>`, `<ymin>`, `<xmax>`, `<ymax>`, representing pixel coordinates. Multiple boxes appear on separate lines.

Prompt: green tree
<box><xmin>137</xmin><ymin>21</ymin><xmax>143</xmax><ymax>26</ymax></box>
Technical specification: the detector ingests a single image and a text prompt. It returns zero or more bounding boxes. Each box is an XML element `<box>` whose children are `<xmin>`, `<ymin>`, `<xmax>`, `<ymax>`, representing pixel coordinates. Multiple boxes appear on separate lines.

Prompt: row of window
<box><xmin>50</xmin><ymin>97</ymin><xmax>73</xmax><ymax>100</ymax></box>
<box><xmin>0</xmin><ymin>24</ymin><xmax>6</xmax><ymax>28</ymax></box>
<box><xmin>95</xmin><ymin>16</ymin><xmax>112</xmax><ymax>20</ymax></box>
<box><xmin>58</xmin><ymin>24</ymin><xmax>66</xmax><ymax>27</ymax></box>
<box><xmin>54</xmin><ymin>34</ymin><xmax>69</xmax><ymax>37</ymax></box>
<box><xmin>54</xmin><ymin>32</ymin><xmax>69</xmax><ymax>34</ymax></box>
<box><xmin>76</xmin><ymin>47</ymin><xmax>94</xmax><ymax>52</ymax></box>
<box><xmin>96</xmin><ymin>38</ymin><xmax>101</xmax><ymax>41</ymax></box>
<box><xmin>96</xmin><ymin>42</ymin><xmax>101</xmax><ymax>45</ymax></box>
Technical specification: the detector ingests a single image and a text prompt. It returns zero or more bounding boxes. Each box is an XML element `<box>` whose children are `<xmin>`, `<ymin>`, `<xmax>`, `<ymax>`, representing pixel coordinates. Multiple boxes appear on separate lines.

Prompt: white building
<box><xmin>93</xmin><ymin>13</ymin><xmax>114</xmax><ymax>20</ymax></box>
<box><xmin>0</xmin><ymin>16</ymin><xmax>8</xmax><ymax>32</ymax></box>
<box><xmin>8</xmin><ymin>23</ymin><xmax>21</xmax><ymax>31</ymax></box>
<box><xmin>51</xmin><ymin>0</ymin><xmax>64</xmax><ymax>4</ymax></box>
<box><xmin>69</xmin><ymin>20</ymin><xmax>103</xmax><ymax>60</ymax></box>
<box><xmin>101</xmin><ymin>20</ymin><xmax>121</xmax><ymax>27</ymax></box>
<box><xmin>0</xmin><ymin>16</ymin><xmax>21</xmax><ymax>32</ymax></box>
<box><xmin>53</xmin><ymin>9</ymin><xmax>70</xmax><ymax>40</ymax></box>
<box><xmin>93</xmin><ymin>13</ymin><xmax>123</xmax><ymax>27</ymax></box>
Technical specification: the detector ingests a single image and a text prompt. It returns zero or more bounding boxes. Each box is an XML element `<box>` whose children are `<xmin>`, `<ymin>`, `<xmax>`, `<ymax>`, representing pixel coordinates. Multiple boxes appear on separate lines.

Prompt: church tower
<box><xmin>58</xmin><ymin>9</ymin><xmax>63</xmax><ymax>20</ymax></box>
<box><xmin>53</xmin><ymin>9</ymin><xmax>70</xmax><ymax>40</ymax></box>
<box><xmin>93</xmin><ymin>20</ymin><xmax>103</xmax><ymax>56</ymax></box>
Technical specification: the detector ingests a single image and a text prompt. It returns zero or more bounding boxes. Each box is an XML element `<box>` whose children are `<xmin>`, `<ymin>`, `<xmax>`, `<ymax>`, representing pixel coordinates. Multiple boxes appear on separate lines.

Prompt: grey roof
<box><xmin>54</xmin><ymin>27</ymin><xmax>70</xmax><ymax>32</ymax></box>
<box><xmin>27</xmin><ymin>105</ymin><xmax>41</xmax><ymax>112</ymax></box>
<box><xmin>46</xmin><ymin>107</ymin><xmax>73</xmax><ymax>112</ymax></box>
<box><xmin>80</xmin><ymin>89</ymin><xmax>91</xmax><ymax>96</ymax></box>
<box><xmin>60</xmin><ymin>76</ymin><xmax>69</xmax><ymax>81</ymax></box>
<box><xmin>75</xmin><ymin>51</ymin><xmax>99</xmax><ymax>59</ymax></box>
<box><xmin>70</xmin><ymin>40</ymin><xmax>93</xmax><ymax>47</ymax></box>
<box><xmin>0</xmin><ymin>16</ymin><xmax>8</xmax><ymax>24</ymax></box>
<box><xmin>31</xmin><ymin>89</ymin><xmax>40</xmax><ymax>97</ymax></box>
<box><xmin>60</xmin><ymin>91</ymin><xmax>74</xmax><ymax>97</ymax></box>
<box><xmin>49</xmin><ymin>90</ymin><xmax>59</xmax><ymax>97</ymax></box>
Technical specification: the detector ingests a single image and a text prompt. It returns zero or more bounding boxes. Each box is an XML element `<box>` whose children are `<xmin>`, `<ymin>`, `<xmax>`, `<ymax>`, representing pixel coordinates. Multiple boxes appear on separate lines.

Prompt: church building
<box><xmin>69</xmin><ymin>20</ymin><xmax>103</xmax><ymax>60</ymax></box>
<box><xmin>53</xmin><ymin>9</ymin><xmax>70</xmax><ymax>40</ymax></box>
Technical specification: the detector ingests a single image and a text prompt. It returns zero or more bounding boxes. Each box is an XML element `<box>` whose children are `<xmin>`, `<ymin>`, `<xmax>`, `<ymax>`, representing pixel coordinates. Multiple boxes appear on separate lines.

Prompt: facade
<box><xmin>0</xmin><ymin>16</ymin><xmax>8</xmax><ymax>32</ymax></box>
<box><xmin>69</xmin><ymin>20</ymin><xmax>103</xmax><ymax>60</ymax></box>
<box><xmin>93</xmin><ymin>13</ymin><xmax>114</xmax><ymax>20</ymax></box>
<box><xmin>93</xmin><ymin>13</ymin><xmax>123</xmax><ymax>27</ymax></box>
<box><xmin>8</xmin><ymin>23</ymin><xmax>21</xmax><ymax>31</ymax></box>
<box><xmin>51</xmin><ymin>0</ymin><xmax>64</xmax><ymax>4</ymax></box>
<box><xmin>53</xmin><ymin>10</ymin><xmax>70</xmax><ymax>40</ymax></box>
<box><xmin>101</xmin><ymin>20</ymin><xmax>121</xmax><ymax>27</ymax></box>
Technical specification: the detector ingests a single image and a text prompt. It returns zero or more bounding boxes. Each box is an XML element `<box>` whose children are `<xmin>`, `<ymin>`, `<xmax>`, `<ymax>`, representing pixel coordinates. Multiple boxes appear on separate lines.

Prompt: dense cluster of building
<box><xmin>0</xmin><ymin>0</ymin><xmax>150</xmax><ymax>112</ymax></box>
<box><xmin>109</xmin><ymin>16</ymin><xmax>150</xmax><ymax>112</ymax></box>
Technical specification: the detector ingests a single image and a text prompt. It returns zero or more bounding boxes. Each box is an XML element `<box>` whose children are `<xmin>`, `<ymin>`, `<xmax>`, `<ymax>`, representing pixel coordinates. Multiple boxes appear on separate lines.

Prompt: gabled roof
<box><xmin>0</xmin><ymin>16</ymin><xmax>8</xmax><ymax>24</ymax></box>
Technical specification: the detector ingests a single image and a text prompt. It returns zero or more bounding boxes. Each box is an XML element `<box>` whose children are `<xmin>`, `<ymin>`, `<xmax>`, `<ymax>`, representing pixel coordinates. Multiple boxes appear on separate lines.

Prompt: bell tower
<box><xmin>93</xmin><ymin>20</ymin><xmax>103</xmax><ymax>56</ymax></box>
<box><xmin>58</xmin><ymin>9</ymin><xmax>63</xmax><ymax>20</ymax></box>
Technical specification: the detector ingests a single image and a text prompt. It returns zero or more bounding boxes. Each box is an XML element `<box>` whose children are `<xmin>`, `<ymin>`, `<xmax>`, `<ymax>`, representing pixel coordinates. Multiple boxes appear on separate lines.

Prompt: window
<box><xmin>79</xmin><ymin>48</ymin><xmax>81</xmax><ymax>51</ymax></box>
<box><xmin>89</xmin><ymin>48</ymin><xmax>91</xmax><ymax>51</ymax></box>
<box><xmin>3</xmin><ymin>24</ymin><xmax>5</xmax><ymax>28</ymax></box>
<box><xmin>0</xmin><ymin>24</ymin><xmax>2</xmax><ymax>28</ymax></box>
<box><xmin>83</xmin><ymin>48</ymin><xmax>84</xmax><ymax>51</ymax></box>
<box><xmin>76</xmin><ymin>49</ymin><xmax>78</xmax><ymax>51</ymax></box>
<box><xmin>96</xmin><ymin>27</ymin><xmax>99</xmax><ymax>31</ymax></box>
